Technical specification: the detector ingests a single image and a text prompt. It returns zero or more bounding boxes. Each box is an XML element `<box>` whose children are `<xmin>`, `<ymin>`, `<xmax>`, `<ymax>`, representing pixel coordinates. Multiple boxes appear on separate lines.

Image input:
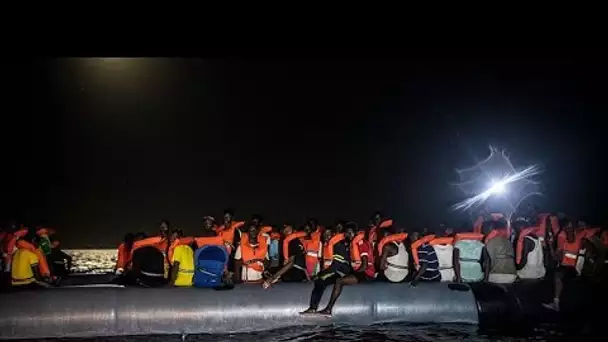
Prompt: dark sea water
<box><xmin>55</xmin><ymin>250</ymin><xmax>577</xmax><ymax>342</ymax></box>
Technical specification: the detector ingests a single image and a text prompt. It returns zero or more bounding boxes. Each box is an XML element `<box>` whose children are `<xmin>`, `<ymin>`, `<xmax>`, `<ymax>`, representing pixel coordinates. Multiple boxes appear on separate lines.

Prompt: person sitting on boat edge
<box><xmin>300</xmin><ymin>225</ymin><xmax>353</xmax><ymax>316</ymax></box>
<box><xmin>169</xmin><ymin>229</ymin><xmax>195</xmax><ymax>287</ymax></box>
<box><xmin>234</xmin><ymin>222</ymin><xmax>269</xmax><ymax>283</ymax></box>
<box><xmin>410</xmin><ymin>229</ymin><xmax>441</xmax><ymax>287</ymax></box>
<box><xmin>262</xmin><ymin>224</ymin><xmax>309</xmax><ymax>289</ymax></box>
<box><xmin>378</xmin><ymin>225</ymin><xmax>409</xmax><ymax>283</ymax></box>
<box><xmin>316</xmin><ymin>222</ymin><xmax>377</xmax><ymax>316</ymax></box>
<box><xmin>11</xmin><ymin>233</ymin><xmax>49</xmax><ymax>290</ymax></box>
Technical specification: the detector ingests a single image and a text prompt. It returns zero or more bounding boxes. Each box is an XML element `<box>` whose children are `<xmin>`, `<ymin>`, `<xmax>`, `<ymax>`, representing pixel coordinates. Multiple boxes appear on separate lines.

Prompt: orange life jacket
<box><xmin>270</xmin><ymin>232</ymin><xmax>281</xmax><ymax>241</ymax></box>
<box><xmin>2</xmin><ymin>228</ymin><xmax>28</xmax><ymax>267</ymax></box>
<box><xmin>260</xmin><ymin>226</ymin><xmax>273</xmax><ymax>234</ymax></box>
<box><xmin>116</xmin><ymin>243</ymin><xmax>129</xmax><ymax>271</ymax></box>
<box><xmin>16</xmin><ymin>239</ymin><xmax>51</xmax><ymax>278</ymax></box>
<box><xmin>283</xmin><ymin>231</ymin><xmax>306</xmax><ymax>262</ymax></box>
<box><xmin>350</xmin><ymin>231</ymin><xmax>365</xmax><ymax>268</ymax></box>
<box><xmin>377</xmin><ymin>232</ymin><xmax>408</xmax><ymax>256</ymax></box>
<box><xmin>240</xmin><ymin>233</ymin><xmax>268</xmax><ymax>275</ymax></box>
<box><xmin>411</xmin><ymin>234</ymin><xmax>436</xmax><ymax>268</ymax></box>
<box><xmin>218</xmin><ymin>221</ymin><xmax>245</xmax><ymax>253</ymax></box>
<box><xmin>484</xmin><ymin>228</ymin><xmax>509</xmax><ymax>243</ymax></box>
<box><xmin>561</xmin><ymin>233</ymin><xmax>583</xmax><ymax>267</ymax></box>
<box><xmin>311</xmin><ymin>226</ymin><xmax>325</xmax><ymax>242</ymax></box>
<box><xmin>454</xmin><ymin>232</ymin><xmax>484</xmax><ymax>243</ymax></box>
<box><xmin>167</xmin><ymin>237</ymin><xmax>195</xmax><ymax>265</ymax></box>
<box><xmin>369</xmin><ymin>219</ymin><xmax>394</xmax><ymax>245</ymax></box>
<box><xmin>429</xmin><ymin>236</ymin><xmax>454</xmax><ymax>246</ymax></box>
<box><xmin>303</xmin><ymin>236</ymin><xmax>321</xmax><ymax>276</ymax></box>
<box><xmin>515</xmin><ymin>226</ymin><xmax>541</xmax><ymax>264</ymax></box>
<box><xmin>36</xmin><ymin>227</ymin><xmax>56</xmax><ymax>237</ymax></box>
<box><xmin>323</xmin><ymin>233</ymin><xmax>345</xmax><ymax>268</ymax></box>
<box><xmin>194</xmin><ymin>235</ymin><xmax>225</xmax><ymax>248</ymax></box>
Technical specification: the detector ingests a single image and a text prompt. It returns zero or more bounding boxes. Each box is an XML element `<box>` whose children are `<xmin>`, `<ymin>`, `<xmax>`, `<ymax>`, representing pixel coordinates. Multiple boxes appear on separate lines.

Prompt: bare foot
<box><xmin>317</xmin><ymin>308</ymin><xmax>332</xmax><ymax>317</ymax></box>
<box><xmin>299</xmin><ymin>307</ymin><xmax>317</xmax><ymax>314</ymax></box>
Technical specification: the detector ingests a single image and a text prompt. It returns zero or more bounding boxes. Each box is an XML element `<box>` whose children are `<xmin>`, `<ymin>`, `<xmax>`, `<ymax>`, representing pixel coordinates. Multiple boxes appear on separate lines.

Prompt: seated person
<box><xmin>234</xmin><ymin>223</ymin><xmax>270</xmax><ymax>283</ymax></box>
<box><xmin>48</xmin><ymin>239</ymin><xmax>72</xmax><ymax>279</ymax></box>
<box><xmin>314</xmin><ymin>223</ymin><xmax>376</xmax><ymax>316</ymax></box>
<box><xmin>263</xmin><ymin>224</ymin><xmax>309</xmax><ymax>289</ymax></box>
<box><xmin>300</xmin><ymin>225</ymin><xmax>354</xmax><ymax>316</ymax></box>
<box><xmin>169</xmin><ymin>229</ymin><xmax>195</xmax><ymax>287</ymax></box>
<box><xmin>410</xmin><ymin>230</ymin><xmax>441</xmax><ymax>286</ymax></box>
<box><xmin>485</xmin><ymin>221</ymin><xmax>517</xmax><ymax>284</ymax></box>
<box><xmin>11</xmin><ymin>234</ymin><xmax>49</xmax><ymax>289</ymax></box>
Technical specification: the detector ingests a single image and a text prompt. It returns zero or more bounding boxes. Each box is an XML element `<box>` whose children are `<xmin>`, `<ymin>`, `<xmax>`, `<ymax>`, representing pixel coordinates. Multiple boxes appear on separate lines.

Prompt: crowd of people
<box><xmin>1</xmin><ymin>209</ymin><xmax>607</xmax><ymax>316</ymax></box>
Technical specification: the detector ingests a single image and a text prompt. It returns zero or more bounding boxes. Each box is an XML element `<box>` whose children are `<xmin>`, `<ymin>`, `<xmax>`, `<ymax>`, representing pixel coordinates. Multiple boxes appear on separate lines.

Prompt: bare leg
<box><xmin>319</xmin><ymin>275</ymin><xmax>359</xmax><ymax>316</ymax></box>
<box><xmin>543</xmin><ymin>268</ymin><xmax>564</xmax><ymax>311</ymax></box>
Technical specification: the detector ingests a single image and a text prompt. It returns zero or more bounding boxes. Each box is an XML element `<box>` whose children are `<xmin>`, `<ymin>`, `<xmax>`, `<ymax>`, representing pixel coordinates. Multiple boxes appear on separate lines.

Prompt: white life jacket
<box><xmin>432</xmin><ymin>243</ymin><xmax>454</xmax><ymax>282</ymax></box>
<box><xmin>384</xmin><ymin>242</ymin><xmax>409</xmax><ymax>283</ymax></box>
<box><xmin>517</xmin><ymin>236</ymin><xmax>546</xmax><ymax>279</ymax></box>
<box><xmin>575</xmin><ymin>248</ymin><xmax>586</xmax><ymax>275</ymax></box>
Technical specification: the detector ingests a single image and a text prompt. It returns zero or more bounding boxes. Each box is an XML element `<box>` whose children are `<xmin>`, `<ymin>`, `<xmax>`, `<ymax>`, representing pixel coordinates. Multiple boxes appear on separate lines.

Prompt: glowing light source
<box><xmin>451</xmin><ymin>146</ymin><xmax>543</xmax><ymax>217</ymax></box>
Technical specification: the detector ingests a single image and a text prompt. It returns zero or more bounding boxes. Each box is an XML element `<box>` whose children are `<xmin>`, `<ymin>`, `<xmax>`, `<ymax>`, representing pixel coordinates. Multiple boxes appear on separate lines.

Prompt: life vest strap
<box><xmin>306</xmin><ymin>251</ymin><xmax>319</xmax><ymax>258</ymax></box>
<box><xmin>12</xmin><ymin>277</ymin><xmax>35</xmax><ymax>285</ymax></box>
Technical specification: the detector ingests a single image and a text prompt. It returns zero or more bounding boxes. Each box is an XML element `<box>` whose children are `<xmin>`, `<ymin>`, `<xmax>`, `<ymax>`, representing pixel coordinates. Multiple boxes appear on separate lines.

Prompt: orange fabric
<box><xmin>218</xmin><ymin>221</ymin><xmax>245</xmax><ymax>252</ymax></box>
<box><xmin>411</xmin><ymin>234</ymin><xmax>436</xmax><ymax>267</ymax></box>
<box><xmin>515</xmin><ymin>226</ymin><xmax>541</xmax><ymax>264</ymax></box>
<box><xmin>350</xmin><ymin>232</ymin><xmax>365</xmax><ymax>266</ymax></box>
<box><xmin>484</xmin><ymin>229</ymin><xmax>508</xmax><ymax>243</ymax></box>
<box><xmin>270</xmin><ymin>232</ymin><xmax>281</xmax><ymax>240</ymax></box>
<box><xmin>36</xmin><ymin>228</ymin><xmax>56</xmax><ymax>236</ymax></box>
<box><xmin>377</xmin><ymin>232</ymin><xmax>408</xmax><ymax>255</ymax></box>
<box><xmin>167</xmin><ymin>237</ymin><xmax>195</xmax><ymax>264</ymax></box>
<box><xmin>16</xmin><ymin>240</ymin><xmax>50</xmax><ymax>277</ymax></box>
<box><xmin>429</xmin><ymin>237</ymin><xmax>454</xmax><ymax>246</ymax></box>
<box><xmin>194</xmin><ymin>235</ymin><xmax>224</xmax><ymax>248</ymax></box>
<box><xmin>454</xmin><ymin>232</ymin><xmax>484</xmax><ymax>243</ymax></box>
<box><xmin>260</xmin><ymin>226</ymin><xmax>273</xmax><ymax>234</ymax></box>
<box><xmin>323</xmin><ymin>233</ymin><xmax>345</xmax><ymax>268</ymax></box>
<box><xmin>303</xmin><ymin>237</ymin><xmax>321</xmax><ymax>275</ymax></box>
<box><xmin>582</xmin><ymin>227</ymin><xmax>600</xmax><ymax>239</ymax></box>
<box><xmin>116</xmin><ymin>243</ymin><xmax>129</xmax><ymax>270</ymax></box>
<box><xmin>473</xmin><ymin>216</ymin><xmax>484</xmax><ymax>234</ymax></box>
<box><xmin>601</xmin><ymin>231</ymin><xmax>608</xmax><ymax>247</ymax></box>
<box><xmin>240</xmin><ymin>234</ymin><xmax>267</xmax><ymax>272</ymax></box>
<box><xmin>369</xmin><ymin>219</ymin><xmax>393</xmax><ymax>245</ymax></box>
<box><xmin>3</xmin><ymin>229</ymin><xmax>28</xmax><ymax>266</ymax></box>
<box><xmin>560</xmin><ymin>234</ymin><xmax>582</xmax><ymax>267</ymax></box>
<box><xmin>283</xmin><ymin>231</ymin><xmax>306</xmax><ymax>261</ymax></box>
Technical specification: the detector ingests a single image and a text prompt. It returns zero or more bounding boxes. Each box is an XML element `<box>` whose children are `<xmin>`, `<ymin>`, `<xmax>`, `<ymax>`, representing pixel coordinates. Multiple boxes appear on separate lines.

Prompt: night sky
<box><xmin>3</xmin><ymin>55</ymin><xmax>606</xmax><ymax>247</ymax></box>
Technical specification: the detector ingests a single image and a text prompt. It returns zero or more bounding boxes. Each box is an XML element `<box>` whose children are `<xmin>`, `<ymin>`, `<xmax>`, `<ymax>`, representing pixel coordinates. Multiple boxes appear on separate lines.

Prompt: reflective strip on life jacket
<box><xmin>411</xmin><ymin>234</ymin><xmax>436</xmax><ymax>268</ymax></box>
<box><xmin>323</xmin><ymin>233</ymin><xmax>345</xmax><ymax>268</ymax></box>
<box><xmin>377</xmin><ymin>233</ymin><xmax>408</xmax><ymax>256</ymax></box>
<box><xmin>16</xmin><ymin>239</ymin><xmax>51</xmax><ymax>278</ymax></box>
<box><xmin>350</xmin><ymin>232</ymin><xmax>365</xmax><ymax>267</ymax></box>
<box><xmin>283</xmin><ymin>232</ymin><xmax>306</xmax><ymax>261</ymax></box>
<box><xmin>561</xmin><ymin>234</ymin><xmax>583</xmax><ymax>267</ymax></box>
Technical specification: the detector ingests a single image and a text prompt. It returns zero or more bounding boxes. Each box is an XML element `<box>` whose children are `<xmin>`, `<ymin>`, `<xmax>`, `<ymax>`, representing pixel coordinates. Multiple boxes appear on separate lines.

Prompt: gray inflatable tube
<box><xmin>0</xmin><ymin>282</ymin><xmax>482</xmax><ymax>340</ymax></box>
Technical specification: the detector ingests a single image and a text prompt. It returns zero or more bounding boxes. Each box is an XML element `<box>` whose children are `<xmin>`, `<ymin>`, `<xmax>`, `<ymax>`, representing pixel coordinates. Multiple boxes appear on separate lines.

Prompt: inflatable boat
<box><xmin>0</xmin><ymin>276</ymin><xmax>565</xmax><ymax>340</ymax></box>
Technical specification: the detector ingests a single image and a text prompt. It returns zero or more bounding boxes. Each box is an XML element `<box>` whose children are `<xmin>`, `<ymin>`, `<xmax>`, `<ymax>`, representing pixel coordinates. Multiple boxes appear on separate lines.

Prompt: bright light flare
<box><xmin>451</xmin><ymin>163</ymin><xmax>541</xmax><ymax>212</ymax></box>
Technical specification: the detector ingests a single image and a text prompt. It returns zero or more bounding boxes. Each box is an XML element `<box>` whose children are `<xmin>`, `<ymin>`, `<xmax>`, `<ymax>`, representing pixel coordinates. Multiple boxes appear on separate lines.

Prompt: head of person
<box><xmin>323</xmin><ymin>228</ymin><xmax>334</xmax><ymax>243</ymax></box>
<box><xmin>247</xmin><ymin>223</ymin><xmax>259</xmax><ymax>241</ymax></box>
<box><xmin>21</xmin><ymin>233</ymin><xmax>36</xmax><ymax>244</ymax></box>
<box><xmin>308</xmin><ymin>218</ymin><xmax>319</xmax><ymax>231</ymax></box>
<box><xmin>344</xmin><ymin>222</ymin><xmax>357</xmax><ymax>242</ymax></box>
<box><xmin>159</xmin><ymin>220</ymin><xmax>170</xmax><ymax>238</ymax></box>
<box><xmin>335</xmin><ymin>221</ymin><xmax>346</xmax><ymax>234</ymax></box>
<box><xmin>252</xmin><ymin>214</ymin><xmax>263</xmax><ymax>227</ymax></box>
<box><xmin>303</xmin><ymin>223</ymin><xmax>313</xmax><ymax>235</ymax></box>
<box><xmin>223</xmin><ymin>209</ymin><xmax>234</xmax><ymax>226</ymax></box>
<box><xmin>282</xmin><ymin>224</ymin><xmax>295</xmax><ymax>236</ymax></box>
<box><xmin>577</xmin><ymin>220</ymin><xmax>587</xmax><ymax>231</ymax></box>
<box><xmin>563</xmin><ymin>219</ymin><xmax>575</xmax><ymax>240</ymax></box>
<box><xmin>482</xmin><ymin>220</ymin><xmax>495</xmax><ymax>235</ymax></box>
<box><xmin>372</xmin><ymin>212</ymin><xmax>383</xmax><ymax>226</ymax></box>
<box><xmin>409</xmin><ymin>230</ymin><xmax>421</xmax><ymax>243</ymax></box>
<box><xmin>203</xmin><ymin>216</ymin><xmax>216</xmax><ymax>231</ymax></box>
<box><xmin>169</xmin><ymin>229</ymin><xmax>183</xmax><ymax>243</ymax></box>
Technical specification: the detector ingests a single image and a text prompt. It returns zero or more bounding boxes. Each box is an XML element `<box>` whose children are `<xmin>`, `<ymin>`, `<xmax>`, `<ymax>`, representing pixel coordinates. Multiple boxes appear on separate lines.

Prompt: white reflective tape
<box><xmin>564</xmin><ymin>252</ymin><xmax>577</xmax><ymax>259</ymax></box>
<box><xmin>306</xmin><ymin>251</ymin><xmax>319</xmax><ymax>257</ymax></box>
<box><xmin>360</xmin><ymin>252</ymin><xmax>369</xmax><ymax>257</ymax></box>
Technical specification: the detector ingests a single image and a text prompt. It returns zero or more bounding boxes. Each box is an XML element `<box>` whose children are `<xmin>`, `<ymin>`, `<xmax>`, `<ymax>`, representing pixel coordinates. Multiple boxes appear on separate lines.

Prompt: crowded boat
<box><xmin>1</xmin><ymin>208</ymin><xmax>607</xmax><ymax>317</ymax></box>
